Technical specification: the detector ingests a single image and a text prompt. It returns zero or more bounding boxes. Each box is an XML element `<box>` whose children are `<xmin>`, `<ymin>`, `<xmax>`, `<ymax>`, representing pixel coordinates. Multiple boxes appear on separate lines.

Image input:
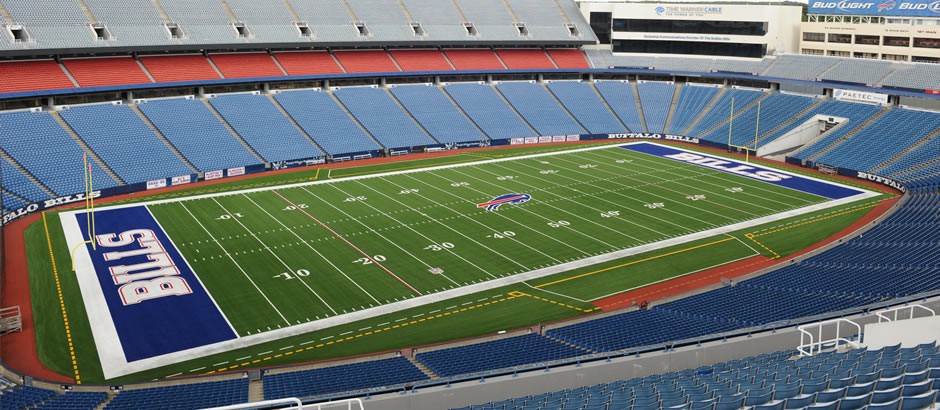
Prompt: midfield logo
<box><xmin>477</xmin><ymin>193</ymin><xmax>532</xmax><ymax>211</ymax></box>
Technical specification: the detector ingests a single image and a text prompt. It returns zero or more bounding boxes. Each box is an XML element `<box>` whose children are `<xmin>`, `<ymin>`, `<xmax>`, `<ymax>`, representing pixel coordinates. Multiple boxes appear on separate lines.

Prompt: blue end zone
<box><xmin>77</xmin><ymin>206</ymin><xmax>236</xmax><ymax>362</ymax></box>
<box><xmin>622</xmin><ymin>143</ymin><xmax>864</xmax><ymax>200</ymax></box>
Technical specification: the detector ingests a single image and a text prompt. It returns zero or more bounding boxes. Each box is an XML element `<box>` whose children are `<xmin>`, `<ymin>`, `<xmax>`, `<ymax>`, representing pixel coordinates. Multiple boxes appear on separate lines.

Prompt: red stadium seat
<box><xmin>389</xmin><ymin>50</ymin><xmax>453</xmax><ymax>72</ymax></box>
<box><xmin>209</xmin><ymin>53</ymin><xmax>285</xmax><ymax>78</ymax></box>
<box><xmin>442</xmin><ymin>49</ymin><xmax>505</xmax><ymax>70</ymax></box>
<box><xmin>0</xmin><ymin>60</ymin><xmax>75</xmax><ymax>93</ymax></box>
<box><xmin>63</xmin><ymin>57</ymin><xmax>153</xmax><ymax>87</ymax></box>
<box><xmin>547</xmin><ymin>49</ymin><xmax>590</xmax><ymax>69</ymax></box>
<box><xmin>273</xmin><ymin>52</ymin><xmax>345</xmax><ymax>75</ymax></box>
<box><xmin>495</xmin><ymin>49</ymin><xmax>556</xmax><ymax>70</ymax></box>
<box><xmin>333</xmin><ymin>50</ymin><xmax>400</xmax><ymax>73</ymax></box>
<box><xmin>140</xmin><ymin>55</ymin><xmax>221</xmax><ymax>82</ymax></box>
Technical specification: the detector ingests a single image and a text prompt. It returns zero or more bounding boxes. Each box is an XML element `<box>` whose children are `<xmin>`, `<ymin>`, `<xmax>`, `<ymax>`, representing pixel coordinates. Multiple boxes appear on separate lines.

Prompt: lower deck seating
<box><xmin>390</xmin><ymin>84</ymin><xmax>486</xmax><ymax>143</ymax></box>
<box><xmin>416</xmin><ymin>334</ymin><xmax>589</xmax><ymax>378</ymax></box>
<box><xmin>33</xmin><ymin>391</ymin><xmax>108</xmax><ymax>410</ymax></box>
<box><xmin>1</xmin><ymin>157</ymin><xmax>50</xmax><ymax>203</ymax></box>
<box><xmin>273</xmin><ymin>89</ymin><xmax>381</xmax><ymax>156</ymax></box>
<box><xmin>105</xmin><ymin>378</ymin><xmax>248</xmax><ymax>410</ymax></box>
<box><xmin>263</xmin><ymin>357</ymin><xmax>428</xmax><ymax>400</ymax></box>
<box><xmin>444</xmin><ymin>83</ymin><xmax>536</xmax><ymax>139</ymax></box>
<box><xmin>495</xmin><ymin>82</ymin><xmax>585</xmax><ymax>135</ymax></box>
<box><xmin>208</xmin><ymin>93</ymin><xmax>324</xmax><ymax>162</ymax></box>
<box><xmin>452</xmin><ymin>345</ymin><xmax>940</xmax><ymax>410</ymax></box>
<box><xmin>333</xmin><ymin>86</ymin><xmax>437</xmax><ymax>148</ymax></box>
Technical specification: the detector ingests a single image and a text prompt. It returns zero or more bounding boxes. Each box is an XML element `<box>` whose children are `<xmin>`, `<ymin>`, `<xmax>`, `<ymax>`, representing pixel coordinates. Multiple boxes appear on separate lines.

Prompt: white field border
<box><xmin>59</xmin><ymin>142</ymin><xmax>880</xmax><ymax>379</ymax></box>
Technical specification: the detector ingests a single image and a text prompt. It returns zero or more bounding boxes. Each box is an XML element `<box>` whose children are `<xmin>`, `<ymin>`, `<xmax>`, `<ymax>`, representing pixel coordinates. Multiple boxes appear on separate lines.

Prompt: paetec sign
<box><xmin>833</xmin><ymin>88</ymin><xmax>889</xmax><ymax>105</ymax></box>
<box><xmin>809</xmin><ymin>0</ymin><xmax>940</xmax><ymax>17</ymax></box>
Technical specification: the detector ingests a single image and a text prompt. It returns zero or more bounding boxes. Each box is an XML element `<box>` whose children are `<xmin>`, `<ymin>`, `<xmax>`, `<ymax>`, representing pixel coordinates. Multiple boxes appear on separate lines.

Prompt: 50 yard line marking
<box><xmin>272</xmin><ymin>189</ymin><xmax>423</xmax><ymax>296</ymax></box>
<box><xmin>43</xmin><ymin>212</ymin><xmax>81</xmax><ymax>383</ymax></box>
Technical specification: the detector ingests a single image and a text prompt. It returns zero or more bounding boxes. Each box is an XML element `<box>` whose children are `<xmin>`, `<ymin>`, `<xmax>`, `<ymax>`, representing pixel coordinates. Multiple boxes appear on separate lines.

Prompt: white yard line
<box><xmin>179</xmin><ymin>201</ymin><xmax>291</xmax><ymax>325</ymax></box>
<box><xmin>210</xmin><ymin>197</ymin><xmax>339</xmax><ymax>316</ymax></box>
<box><xmin>241</xmin><ymin>193</ymin><xmax>381</xmax><ymax>305</ymax></box>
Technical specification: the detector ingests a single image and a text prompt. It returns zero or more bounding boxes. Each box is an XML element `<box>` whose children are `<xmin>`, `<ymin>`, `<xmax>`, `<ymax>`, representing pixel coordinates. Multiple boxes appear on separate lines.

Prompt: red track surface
<box><xmin>0</xmin><ymin>141</ymin><xmax>899</xmax><ymax>382</ymax></box>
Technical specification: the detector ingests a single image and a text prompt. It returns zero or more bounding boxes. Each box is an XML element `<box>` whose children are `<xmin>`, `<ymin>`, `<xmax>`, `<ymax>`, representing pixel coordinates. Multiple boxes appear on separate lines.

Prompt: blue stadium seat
<box><xmin>263</xmin><ymin>356</ymin><xmax>427</xmax><ymax>400</ymax></box>
<box><xmin>546</xmin><ymin>81</ymin><xmax>626</xmax><ymax>134</ymax></box>
<box><xmin>443</xmin><ymin>83</ymin><xmax>537</xmax><ymax>139</ymax></box>
<box><xmin>333</xmin><ymin>86</ymin><xmax>438</xmax><ymax>149</ymax></box>
<box><xmin>390</xmin><ymin>84</ymin><xmax>488</xmax><ymax>144</ymax></box>
<box><xmin>273</xmin><ymin>89</ymin><xmax>381</xmax><ymax>156</ymax></box>
<box><xmin>495</xmin><ymin>82</ymin><xmax>586</xmax><ymax>136</ymax></box>
<box><xmin>208</xmin><ymin>93</ymin><xmax>325</xmax><ymax>162</ymax></box>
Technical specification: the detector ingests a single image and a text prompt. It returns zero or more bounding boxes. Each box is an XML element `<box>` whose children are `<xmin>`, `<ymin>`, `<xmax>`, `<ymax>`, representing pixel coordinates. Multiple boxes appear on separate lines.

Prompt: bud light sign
<box><xmin>809</xmin><ymin>0</ymin><xmax>940</xmax><ymax>16</ymax></box>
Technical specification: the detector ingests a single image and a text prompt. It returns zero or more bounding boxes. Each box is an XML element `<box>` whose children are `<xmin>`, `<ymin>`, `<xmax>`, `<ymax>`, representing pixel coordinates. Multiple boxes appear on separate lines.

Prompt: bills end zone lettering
<box><xmin>622</xmin><ymin>142</ymin><xmax>864</xmax><ymax>200</ymax></box>
<box><xmin>75</xmin><ymin>206</ymin><xmax>236</xmax><ymax>362</ymax></box>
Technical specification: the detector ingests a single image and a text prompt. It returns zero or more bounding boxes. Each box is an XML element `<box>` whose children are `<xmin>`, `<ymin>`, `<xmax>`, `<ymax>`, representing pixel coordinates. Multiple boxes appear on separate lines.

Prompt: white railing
<box><xmin>876</xmin><ymin>304</ymin><xmax>936</xmax><ymax>323</ymax></box>
<box><xmin>202</xmin><ymin>397</ymin><xmax>363</xmax><ymax>410</ymax></box>
<box><xmin>797</xmin><ymin>318</ymin><xmax>861</xmax><ymax>357</ymax></box>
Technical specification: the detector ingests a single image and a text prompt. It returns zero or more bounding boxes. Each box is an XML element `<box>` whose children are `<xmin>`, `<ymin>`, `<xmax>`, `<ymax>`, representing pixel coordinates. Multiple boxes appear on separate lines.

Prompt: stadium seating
<box><xmin>2</xmin><ymin>192</ymin><xmax>27</xmax><ymax>212</ymax></box>
<box><xmin>390</xmin><ymin>84</ymin><xmax>487</xmax><ymax>143</ymax></box>
<box><xmin>333</xmin><ymin>50</ymin><xmax>401</xmax><ymax>74</ymax></box>
<box><xmin>59</xmin><ymin>103</ymin><xmax>194</xmax><ymax>183</ymax></box>
<box><xmin>443</xmin><ymin>49</ymin><xmax>506</xmax><ymax>70</ymax></box>
<box><xmin>389</xmin><ymin>50</ymin><xmax>455</xmax><ymax>72</ymax></box>
<box><xmin>762</xmin><ymin>54</ymin><xmax>841</xmax><ymax>81</ymax></box>
<box><xmin>416</xmin><ymin>334</ymin><xmax>589</xmax><ymax>377</ymax></box>
<box><xmin>637</xmin><ymin>82</ymin><xmax>676</xmax><ymax>134</ymax></box>
<box><xmin>209</xmin><ymin>53</ymin><xmax>284</xmax><ymax>78</ymax></box>
<box><xmin>0</xmin><ymin>385</ymin><xmax>57</xmax><ymax>410</ymax></box>
<box><xmin>546</xmin><ymin>49</ymin><xmax>591</xmax><ymax>69</ymax></box>
<box><xmin>594</xmin><ymin>81</ymin><xmax>645</xmax><ymax>132</ymax></box>
<box><xmin>814</xmin><ymin>109</ymin><xmax>940</xmax><ymax>172</ymax></box>
<box><xmin>263</xmin><ymin>357</ymin><xmax>429</xmax><ymax>400</ymax></box>
<box><xmin>453</xmin><ymin>0</ymin><xmax>519</xmax><ymax>40</ymax></box>
<box><xmin>495</xmin><ymin>82</ymin><xmax>586</xmax><ymax>135</ymax></box>
<box><xmin>443</xmin><ymin>83</ymin><xmax>537</xmax><ymax>139</ymax></box>
<box><xmin>399</xmin><ymin>0</ymin><xmax>469</xmax><ymax>41</ymax></box>
<box><xmin>33</xmin><ymin>390</ymin><xmax>108</xmax><ymax>410</ymax></box>
<box><xmin>546</xmin><ymin>81</ymin><xmax>626</xmax><ymax>134</ymax></box>
<box><xmin>273</xmin><ymin>52</ymin><xmax>345</xmax><ymax>76</ymax></box>
<box><xmin>157</xmin><ymin>0</ymin><xmax>238</xmax><ymax>44</ymax></box>
<box><xmin>657</xmin><ymin>56</ymin><xmax>713</xmax><ymax>73</ymax></box>
<box><xmin>452</xmin><ymin>345</ymin><xmax>940</xmax><ymax>410</ymax></box>
<box><xmin>0</xmin><ymin>0</ymin><xmax>94</xmax><ymax>50</ymax></box>
<box><xmin>104</xmin><ymin>378</ymin><xmax>248</xmax><ymax>410</ymax></box>
<box><xmin>334</xmin><ymin>86</ymin><xmax>437</xmax><ymax>148</ymax></box>
<box><xmin>1</xmin><ymin>156</ymin><xmax>50</xmax><ymax>204</ymax></box>
<box><xmin>0</xmin><ymin>60</ymin><xmax>75</xmax><ymax>93</ymax></box>
<box><xmin>139</xmin><ymin>55</ymin><xmax>222</xmax><ymax>82</ymax></box>
<box><xmin>667</xmin><ymin>85</ymin><xmax>721</xmax><ymax>135</ymax></box>
<box><xmin>820</xmin><ymin>60</ymin><xmax>896</xmax><ymax>85</ymax></box>
<box><xmin>272</xmin><ymin>89</ymin><xmax>381</xmax><ymax>156</ymax></box>
<box><xmin>880</xmin><ymin>63</ymin><xmax>940</xmax><ymax>91</ymax></box>
<box><xmin>224</xmin><ymin>0</ymin><xmax>300</xmax><ymax>43</ymax></box>
<box><xmin>759</xmin><ymin>100</ymin><xmax>884</xmax><ymax>148</ymax></box>
<box><xmin>62</xmin><ymin>57</ymin><xmax>153</xmax><ymax>87</ymax></box>
<box><xmin>879</xmin><ymin>136</ymin><xmax>940</xmax><ymax>178</ymax></box>
<box><xmin>207</xmin><ymin>93</ymin><xmax>325</xmax><ymax>162</ymax></box>
<box><xmin>287</xmin><ymin>0</ymin><xmax>361</xmax><ymax>43</ymax></box>
<box><xmin>0</xmin><ymin>110</ymin><xmax>118</xmax><ymax>196</ymax></box>
<box><xmin>137</xmin><ymin>98</ymin><xmax>261</xmax><ymax>171</ymax></box>
<box><xmin>698</xmin><ymin>93</ymin><xmax>817</xmax><ymax>148</ymax></box>
<box><xmin>344</xmin><ymin>0</ymin><xmax>415</xmax><ymax>41</ymax></box>
<box><xmin>495</xmin><ymin>49</ymin><xmax>556</xmax><ymax>70</ymax></box>
<box><xmin>684</xmin><ymin>88</ymin><xmax>763</xmax><ymax>137</ymax></box>
<box><xmin>83</xmin><ymin>0</ymin><xmax>173</xmax><ymax>45</ymax></box>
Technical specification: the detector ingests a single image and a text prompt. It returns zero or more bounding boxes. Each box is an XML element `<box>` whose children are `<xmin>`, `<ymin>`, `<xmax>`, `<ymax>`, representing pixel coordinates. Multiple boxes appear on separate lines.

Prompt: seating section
<box><xmin>594</xmin><ymin>81</ymin><xmax>645</xmax><ymax>132</ymax></box>
<box><xmin>0</xmin><ymin>60</ymin><xmax>74</xmax><ymax>93</ymax></box>
<box><xmin>273</xmin><ymin>52</ymin><xmax>345</xmax><ymax>75</ymax></box>
<box><xmin>333</xmin><ymin>51</ymin><xmax>401</xmax><ymax>73</ymax></box>
<box><xmin>763</xmin><ymin>54</ymin><xmax>841</xmax><ymax>81</ymax></box>
<box><xmin>33</xmin><ymin>391</ymin><xmax>108</xmax><ymax>410</ymax></box>
<box><xmin>209</xmin><ymin>53</ymin><xmax>284</xmax><ymax>78</ymax></box>
<box><xmin>208</xmin><ymin>94</ymin><xmax>325</xmax><ymax>162</ymax></box>
<box><xmin>880</xmin><ymin>63</ymin><xmax>940</xmax><ymax>91</ymax></box>
<box><xmin>759</xmin><ymin>100</ymin><xmax>883</xmax><ymax>147</ymax></box>
<box><xmin>263</xmin><ymin>357</ymin><xmax>428</xmax><ymax>400</ymax></box>
<box><xmin>0</xmin><ymin>110</ymin><xmax>118</xmax><ymax>195</ymax></box>
<box><xmin>444</xmin><ymin>83</ymin><xmax>536</xmax><ymax>139</ymax></box>
<box><xmin>416</xmin><ymin>334</ymin><xmax>589</xmax><ymax>378</ymax></box>
<box><xmin>547</xmin><ymin>49</ymin><xmax>590</xmax><ymax>69</ymax></box>
<box><xmin>814</xmin><ymin>109</ymin><xmax>940</xmax><ymax>172</ymax></box>
<box><xmin>443</xmin><ymin>49</ymin><xmax>506</xmax><ymax>70</ymax></box>
<box><xmin>140</xmin><ymin>55</ymin><xmax>222</xmax><ymax>82</ymax></box>
<box><xmin>390</xmin><ymin>50</ymin><xmax>454</xmax><ymax>71</ymax></box>
<box><xmin>105</xmin><ymin>378</ymin><xmax>248</xmax><ymax>410</ymax></box>
<box><xmin>0</xmin><ymin>385</ymin><xmax>56</xmax><ymax>410</ymax></box>
<box><xmin>2</xmin><ymin>191</ymin><xmax>27</xmax><ymax>211</ymax></box>
<box><xmin>496</xmin><ymin>82</ymin><xmax>585</xmax><ymax>135</ymax></box>
<box><xmin>1</xmin><ymin>157</ymin><xmax>50</xmax><ymax>203</ymax></box>
<box><xmin>546</xmin><ymin>81</ymin><xmax>626</xmax><ymax>134</ymax></box>
<box><xmin>698</xmin><ymin>93</ymin><xmax>816</xmax><ymax>148</ymax></box>
<box><xmin>657</xmin><ymin>56</ymin><xmax>712</xmax><ymax>73</ymax></box>
<box><xmin>335</xmin><ymin>86</ymin><xmax>437</xmax><ymax>148</ymax></box>
<box><xmin>390</xmin><ymin>85</ymin><xmax>487</xmax><ymax>143</ymax></box>
<box><xmin>453</xmin><ymin>345</ymin><xmax>940</xmax><ymax>410</ymax></box>
<box><xmin>273</xmin><ymin>90</ymin><xmax>380</xmax><ymax>156</ymax></box>
<box><xmin>495</xmin><ymin>49</ymin><xmax>555</xmax><ymax>70</ymax></box>
<box><xmin>880</xmin><ymin>136</ymin><xmax>940</xmax><ymax>178</ymax></box>
<box><xmin>820</xmin><ymin>60</ymin><xmax>895</xmax><ymax>85</ymax></box>
<box><xmin>60</xmin><ymin>103</ymin><xmax>194</xmax><ymax>182</ymax></box>
<box><xmin>684</xmin><ymin>88</ymin><xmax>763</xmax><ymax>137</ymax></box>
<box><xmin>637</xmin><ymin>82</ymin><xmax>676</xmax><ymax>134</ymax></box>
<box><xmin>63</xmin><ymin>57</ymin><xmax>153</xmax><ymax>87</ymax></box>
<box><xmin>138</xmin><ymin>98</ymin><xmax>260</xmax><ymax>171</ymax></box>
<box><xmin>667</xmin><ymin>85</ymin><xmax>720</xmax><ymax>135</ymax></box>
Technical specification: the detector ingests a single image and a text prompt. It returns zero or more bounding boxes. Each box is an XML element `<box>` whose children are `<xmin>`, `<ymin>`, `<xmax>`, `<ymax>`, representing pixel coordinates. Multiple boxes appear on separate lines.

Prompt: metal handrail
<box><xmin>876</xmin><ymin>304</ymin><xmax>936</xmax><ymax>323</ymax></box>
<box><xmin>797</xmin><ymin>318</ymin><xmax>861</xmax><ymax>357</ymax></box>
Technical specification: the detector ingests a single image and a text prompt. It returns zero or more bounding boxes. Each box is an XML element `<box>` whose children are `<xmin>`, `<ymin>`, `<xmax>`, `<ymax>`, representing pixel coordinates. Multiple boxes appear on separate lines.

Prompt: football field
<box><xmin>59</xmin><ymin>142</ymin><xmax>875</xmax><ymax>378</ymax></box>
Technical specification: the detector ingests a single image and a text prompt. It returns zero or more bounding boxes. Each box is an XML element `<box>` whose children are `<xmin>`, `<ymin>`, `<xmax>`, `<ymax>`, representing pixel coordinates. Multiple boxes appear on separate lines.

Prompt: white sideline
<box><xmin>59</xmin><ymin>142</ymin><xmax>880</xmax><ymax>379</ymax></box>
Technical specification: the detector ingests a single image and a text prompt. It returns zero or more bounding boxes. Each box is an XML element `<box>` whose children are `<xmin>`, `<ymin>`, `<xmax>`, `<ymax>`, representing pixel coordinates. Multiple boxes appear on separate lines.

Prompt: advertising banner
<box><xmin>809</xmin><ymin>0</ymin><xmax>940</xmax><ymax>17</ymax></box>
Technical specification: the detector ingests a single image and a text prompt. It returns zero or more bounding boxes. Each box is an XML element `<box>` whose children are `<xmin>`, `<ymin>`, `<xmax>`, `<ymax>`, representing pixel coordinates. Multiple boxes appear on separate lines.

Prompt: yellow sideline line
<box><xmin>534</xmin><ymin>237</ymin><xmax>736</xmax><ymax>289</ymax></box>
<box><xmin>43</xmin><ymin>212</ymin><xmax>81</xmax><ymax>384</ymax></box>
<box><xmin>204</xmin><ymin>293</ymin><xmax>523</xmax><ymax>375</ymax></box>
<box><xmin>752</xmin><ymin>203</ymin><xmax>878</xmax><ymax>238</ymax></box>
<box><xmin>744</xmin><ymin>233</ymin><xmax>781</xmax><ymax>259</ymax></box>
<box><xmin>508</xmin><ymin>291</ymin><xmax>598</xmax><ymax>313</ymax></box>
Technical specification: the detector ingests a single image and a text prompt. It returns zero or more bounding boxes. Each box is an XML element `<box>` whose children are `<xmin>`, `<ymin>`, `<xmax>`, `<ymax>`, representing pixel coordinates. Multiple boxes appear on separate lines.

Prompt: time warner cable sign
<box><xmin>810</xmin><ymin>0</ymin><xmax>940</xmax><ymax>17</ymax></box>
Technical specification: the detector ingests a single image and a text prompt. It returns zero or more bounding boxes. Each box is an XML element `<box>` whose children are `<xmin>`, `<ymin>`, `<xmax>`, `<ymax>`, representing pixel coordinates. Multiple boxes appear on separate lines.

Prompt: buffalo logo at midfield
<box><xmin>477</xmin><ymin>193</ymin><xmax>532</xmax><ymax>211</ymax></box>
